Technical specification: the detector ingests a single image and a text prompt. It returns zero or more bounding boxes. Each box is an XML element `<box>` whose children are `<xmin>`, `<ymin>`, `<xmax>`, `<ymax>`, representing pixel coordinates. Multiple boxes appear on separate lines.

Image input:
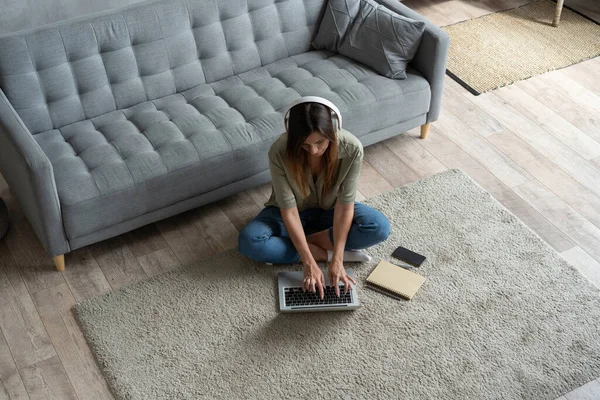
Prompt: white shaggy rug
<box><xmin>75</xmin><ymin>169</ymin><xmax>600</xmax><ymax>399</ymax></box>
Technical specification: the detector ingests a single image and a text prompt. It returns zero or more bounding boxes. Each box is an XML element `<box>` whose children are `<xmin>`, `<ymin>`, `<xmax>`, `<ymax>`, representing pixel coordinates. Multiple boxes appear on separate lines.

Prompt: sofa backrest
<box><xmin>0</xmin><ymin>0</ymin><xmax>147</xmax><ymax>35</ymax></box>
<box><xmin>0</xmin><ymin>0</ymin><xmax>326</xmax><ymax>134</ymax></box>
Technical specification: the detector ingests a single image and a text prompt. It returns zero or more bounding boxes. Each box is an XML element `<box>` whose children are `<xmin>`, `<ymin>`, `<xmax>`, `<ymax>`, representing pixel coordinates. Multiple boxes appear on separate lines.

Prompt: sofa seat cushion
<box><xmin>34</xmin><ymin>50</ymin><xmax>430</xmax><ymax>240</ymax></box>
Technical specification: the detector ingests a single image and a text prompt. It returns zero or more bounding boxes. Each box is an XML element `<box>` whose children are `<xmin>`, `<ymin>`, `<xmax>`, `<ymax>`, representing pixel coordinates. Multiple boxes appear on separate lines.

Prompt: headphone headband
<box><xmin>283</xmin><ymin>96</ymin><xmax>343</xmax><ymax>132</ymax></box>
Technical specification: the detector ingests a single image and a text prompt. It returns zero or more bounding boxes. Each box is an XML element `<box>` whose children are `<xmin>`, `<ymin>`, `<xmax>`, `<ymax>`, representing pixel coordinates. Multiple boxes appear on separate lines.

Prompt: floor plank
<box><xmin>495</xmin><ymin>85</ymin><xmax>600</xmax><ymax>160</ymax></box>
<box><xmin>464</xmin><ymin>88</ymin><xmax>600</xmax><ymax>200</ymax></box>
<box><xmin>0</xmin><ymin>327</ymin><xmax>29</xmax><ymax>399</ymax></box>
<box><xmin>436</xmin><ymin>106</ymin><xmax>534</xmax><ymax>188</ymax></box>
<box><xmin>561</xmin><ymin>247</ymin><xmax>600</xmax><ymax>289</ymax></box>
<box><xmin>516</xmin><ymin>78</ymin><xmax>600</xmax><ymax>144</ymax></box>
<box><xmin>3</xmin><ymin>219</ymin><xmax>66</xmax><ymax>294</ymax></box>
<box><xmin>62</xmin><ymin>249</ymin><xmax>112</xmax><ymax>302</ymax></box>
<box><xmin>363</xmin><ymin>142</ymin><xmax>421</xmax><ymax>188</ymax></box>
<box><xmin>124</xmin><ymin>224</ymin><xmax>170</xmax><ymax>259</ymax></box>
<box><xmin>513</xmin><ymin>180</ymin><xmax>600</xmax><ymax>263</ymax></box>
<box><xmin>356</xmin><ymin>160</ymin><xmax>395</xmax><ymax>198</ymax></box>
<box><xmin>137</xmin><ymin>248</ymin><xmax>181</xmax><ymax>279</ymax></box>
<box><xmin>487</xmin><ymin>131</ymin><xmax>600</xmax><ymax>230</ymax></box>
<box><xmin>417</xmin><ymin>126</ymin><xmax>576</xmax><ymax>253</ymax></box>
<box><xmin>562</xmin><ymin>60</ymin><xmax>600</xmax><ymax>97</ymax></box>
<box><xmin>0</xmin><ymin>242</ymin><xmax>28</xmax><ymax>299</ymax></box>
<box><xmin>354</xmin><ymin>189</ymin><xmax>367</xmax><ymax>202</ymax></box>
<box><xmin>427</xmin><ymin>0</ymin><xmax>479</xmax><ymax>22</ymax></box>
<box><xmin>564</xmin><ymin>378</ymin><xmax>600</xmax><ymax>400</ymax></box>
<box><xmin>441</xmin><ymin>83</ymin><xmax>505</xmax><ymax>137</ymax></box>
<box><xmin>19</xmin><ymin>356</ymin><xmax>77</xmax><ymax>400</ymax></box>
<box><xmin>585</xmin><ymin>57</ymin><xmax>600</xmax><ymax>75</ymax></box>
<box><xmin>401</xmin><ymin>0</ymin><xmax>455</xmax><ymax>26</ymax></box>
<box><xmin>156</xmin><ymin>211</ymin><xmax>214</xmax><ymax>267</ymax></box>
<box><xmin>383</xmin><ymin>129</ymin><xmax>448</xmax><ymax>179</ymax></box>
<box><xmin>88</xmin><ymin>236</ymin><xmax>149</xmax><ymax>292</ymax></box>
<box><xmin>451</xmin><ymin>0</ymin><xmax>498</xmax><ymax>18</ymax></box>
<box><xmin>192</xmin><ymin>203</ymin><xmax>239</xmax><ymax>253</ymax></box>
<box><xmin>245</xmin><ymin>183</ymin><xmax>272</xmax><ymax>210</ymax></box>
<box><xmin>538</xmin><ymin>70</ymin><xmax>600</xmax><ymax>121</ymax></box>
<box><xmin>0</xmin><ymin>265</ymin><xmax>55</xmax><ymax>370</ymax></box>
<box><xmin>481</xmin><ymin>0</ymin><xmax>530</xmax><ymax>13</ymax></box>
<box><xmin>217</xmin><ymin>191</ymin><xmax>262</xmax><ymax>232</ymax></box>
<box><xmin>32</xmin><ymin>284</ymin><xmax>113</xmax><ymax>400</ymax></box>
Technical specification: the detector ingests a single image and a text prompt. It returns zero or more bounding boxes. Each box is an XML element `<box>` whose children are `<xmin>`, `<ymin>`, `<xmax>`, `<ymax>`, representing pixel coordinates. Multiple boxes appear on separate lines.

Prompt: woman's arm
<box><xmin>280</xmin><ymin>207</ymin><xmax>314</xmax><ymax>266</ymax></box>
<box><xmin>281</xmin><ymin>207</ymin><xmax>325</xmax><ymax>298</ymax></box>
<box><xmin>332</xmin><ymin>201</ymin><xmax>354</xmax><ymax>260</ymax></box>
<box><xmin>328</xmin><ymin>142</ymin><xmax>363</xmax><ymax>295</ymax></box>
<box><xmin>328</xmin><ymin>201</ymin><xmax>357</xmax><ymax>296</ymax></box>
<box><xmin>269</xmin><ymin>148</ymin><xmax>317</xmax><ymax>268</ymax></box>
<box><xmin>332</xmin><ymin>144</ymin><xmax>363</xmax><ymax>256</ymax></box>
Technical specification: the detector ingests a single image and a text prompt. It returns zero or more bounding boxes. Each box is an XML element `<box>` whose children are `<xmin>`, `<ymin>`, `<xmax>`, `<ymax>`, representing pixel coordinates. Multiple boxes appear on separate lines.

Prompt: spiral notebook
<box><xmin>366</xmin><ymin>260</ymin><xmax>426</xmax><ymax>300</ymax></box>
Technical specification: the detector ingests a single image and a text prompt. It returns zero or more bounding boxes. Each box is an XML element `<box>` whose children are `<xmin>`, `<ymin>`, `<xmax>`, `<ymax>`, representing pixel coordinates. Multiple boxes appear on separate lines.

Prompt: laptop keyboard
<box><xmin>284</xmin><ymin>286</ymin><xmax>353</xmax><ymax>307</ymax></box>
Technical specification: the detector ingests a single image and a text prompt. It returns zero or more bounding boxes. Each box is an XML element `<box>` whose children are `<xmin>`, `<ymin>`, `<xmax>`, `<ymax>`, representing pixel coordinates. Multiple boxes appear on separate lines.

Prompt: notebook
<box><xmin>366</xmin><ymin>260</ymin><xmax>426</xmax><ymax>300</ymax></box>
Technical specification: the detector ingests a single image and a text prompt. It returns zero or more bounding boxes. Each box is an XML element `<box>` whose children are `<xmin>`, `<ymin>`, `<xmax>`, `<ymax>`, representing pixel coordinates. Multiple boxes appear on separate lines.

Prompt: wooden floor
<box><xmin>1</xmin><ymin>0</ymin><xmax>600</xmax><ymax>398</ymax></box>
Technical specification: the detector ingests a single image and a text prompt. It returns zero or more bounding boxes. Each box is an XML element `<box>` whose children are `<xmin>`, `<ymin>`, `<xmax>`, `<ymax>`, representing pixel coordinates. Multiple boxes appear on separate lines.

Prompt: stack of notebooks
<box><xmin>366</xmin><ymin>260</ymin><xmax>426</xmax><ymax>300</ymax></box>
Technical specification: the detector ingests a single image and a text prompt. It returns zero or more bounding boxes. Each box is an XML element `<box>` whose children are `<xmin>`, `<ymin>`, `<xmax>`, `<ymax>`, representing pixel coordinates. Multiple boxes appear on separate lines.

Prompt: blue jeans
<box><xmin>238</xmin><ymin>202</ymin><xmax>390</xmax><ymax>264</ymax></box>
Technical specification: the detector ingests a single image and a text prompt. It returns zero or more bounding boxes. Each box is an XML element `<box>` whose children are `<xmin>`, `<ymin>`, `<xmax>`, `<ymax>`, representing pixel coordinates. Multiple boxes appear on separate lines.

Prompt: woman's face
<box><xmin>301</xmin><ymin>132</ymin><xmax>330</xmax><ymax>157</ymax></box>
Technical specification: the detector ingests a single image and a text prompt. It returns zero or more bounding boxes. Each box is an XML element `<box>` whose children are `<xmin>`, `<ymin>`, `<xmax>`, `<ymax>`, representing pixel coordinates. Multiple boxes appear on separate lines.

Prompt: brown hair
<box><xmin>285</xmin><ymin>102</ymin><xmax>338</xmax><ymax>197</ymax></box>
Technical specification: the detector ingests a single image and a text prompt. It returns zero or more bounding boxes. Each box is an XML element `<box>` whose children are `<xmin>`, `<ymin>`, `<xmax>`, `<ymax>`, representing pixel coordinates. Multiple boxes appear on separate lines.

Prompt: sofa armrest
<box><xmin>376</xmin><ymin>0</ymin><xmax>450</xmax><ymax>122</ymax></box>
<box><xmin>0</xmin><ymin>89</ymin><xmax>69</xmax><ymax>257</ymax></box>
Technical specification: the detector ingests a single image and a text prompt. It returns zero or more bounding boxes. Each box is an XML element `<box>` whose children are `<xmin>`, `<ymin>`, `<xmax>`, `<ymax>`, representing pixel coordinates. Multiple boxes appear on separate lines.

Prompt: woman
<box><xmin>238</xmin><ymin>97</ymin><xmax>390</xmax><ymax>299</ymax></box>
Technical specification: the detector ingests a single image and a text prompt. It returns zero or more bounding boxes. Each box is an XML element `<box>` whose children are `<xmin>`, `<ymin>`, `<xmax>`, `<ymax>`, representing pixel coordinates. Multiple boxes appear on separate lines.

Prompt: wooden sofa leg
<box><xmin>420</xmin><ymin>123</ymin><xmax>431</xmax><ymax>139</ymax></box>
<box><xmin>552</xmin><ymin>0</ymin><xmax>564</xmax><ymax>27</ymax></box>
<box><xmin>53</xmin><ymin>255</ymin><xmax>65</xmax><ymax>271</ymax></box>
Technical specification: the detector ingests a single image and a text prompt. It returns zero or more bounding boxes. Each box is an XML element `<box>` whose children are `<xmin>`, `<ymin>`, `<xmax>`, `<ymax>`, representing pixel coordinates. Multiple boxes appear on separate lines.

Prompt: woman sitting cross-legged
<box><xmin>238</xmin><ymin>96</ymin><xmax>391</xmax><ymax>299</ymax></box>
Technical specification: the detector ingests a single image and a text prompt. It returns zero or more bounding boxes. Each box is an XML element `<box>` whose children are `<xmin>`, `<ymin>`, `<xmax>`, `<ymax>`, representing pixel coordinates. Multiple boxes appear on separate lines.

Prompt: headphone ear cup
<box><xmin>331</xmin><ymin>111</ymin><xmax>339</xmax><ymax>132</ymax></box>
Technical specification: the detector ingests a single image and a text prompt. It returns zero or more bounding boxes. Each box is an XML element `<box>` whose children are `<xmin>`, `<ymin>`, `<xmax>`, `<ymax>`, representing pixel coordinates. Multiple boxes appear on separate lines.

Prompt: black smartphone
<box><xmin>392</xmin><ymin>246</ymin><xmax>426</xmax><ymax>267</ymax></box>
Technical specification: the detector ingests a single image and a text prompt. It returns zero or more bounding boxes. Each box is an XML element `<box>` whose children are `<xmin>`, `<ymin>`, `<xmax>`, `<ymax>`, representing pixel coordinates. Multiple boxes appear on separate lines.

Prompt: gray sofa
<box><xmin>0</xmin><ymin>0</ymin><xmax>449</xmax><ymax>270</ymax></box>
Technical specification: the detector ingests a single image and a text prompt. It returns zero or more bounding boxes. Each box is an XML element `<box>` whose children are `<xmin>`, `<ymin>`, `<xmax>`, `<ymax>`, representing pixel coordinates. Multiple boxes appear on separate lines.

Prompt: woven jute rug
<box><xmin>443</xmin><ymin>0</ymin><xmax>600</xmax><ymax>95</ymax></box>
<box><xmin>74</xmin><ymin>169</ymin><xmax>600</xmax><ymax>400</ymax></box>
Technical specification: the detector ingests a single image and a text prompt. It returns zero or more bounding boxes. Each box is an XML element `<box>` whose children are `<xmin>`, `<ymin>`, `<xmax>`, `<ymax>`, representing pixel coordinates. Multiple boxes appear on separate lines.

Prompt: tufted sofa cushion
<box><xmin>0</xmin><ymin>0</ymin><xmax>325</xmax><ymax>135</ymax></box>
<box><xmin>33</xmin><ymin>51</ymin><xmax>429</xmax><ymax>239</ymax></box>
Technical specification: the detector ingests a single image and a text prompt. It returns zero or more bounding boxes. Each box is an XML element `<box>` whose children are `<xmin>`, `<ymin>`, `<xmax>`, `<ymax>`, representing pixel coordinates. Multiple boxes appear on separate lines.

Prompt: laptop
<box><xmin>278</xmin><ymin>268</ymin><xmax>361</xmax><ymax>312</ymax></box>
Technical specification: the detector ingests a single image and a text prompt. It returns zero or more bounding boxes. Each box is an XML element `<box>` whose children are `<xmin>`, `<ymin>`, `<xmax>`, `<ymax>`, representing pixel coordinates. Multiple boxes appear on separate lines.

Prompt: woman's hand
<box><xmin>328</xmin><ymin>257</ymin><xmax>357</xmax><ymax>297</ymax></box>
<box><xmin>303</xmin><ymin>261</ymin><xmax>325</xmax><ymax>299</ymax></box>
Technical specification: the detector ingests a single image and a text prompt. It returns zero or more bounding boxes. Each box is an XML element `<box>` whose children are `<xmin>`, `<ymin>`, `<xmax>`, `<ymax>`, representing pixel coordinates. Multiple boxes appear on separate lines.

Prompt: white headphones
<box><xmin>283</xmin><ymin>96</ymin><xmax>343</xmax><ymax>134</ymax></box>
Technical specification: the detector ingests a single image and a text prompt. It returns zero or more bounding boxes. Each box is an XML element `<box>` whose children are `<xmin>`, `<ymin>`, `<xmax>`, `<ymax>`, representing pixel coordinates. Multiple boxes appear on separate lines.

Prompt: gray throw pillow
<box><xmin>312</xmin><ymin>0</ymin><xmax>426</xmax><ymax>79</ymax></box>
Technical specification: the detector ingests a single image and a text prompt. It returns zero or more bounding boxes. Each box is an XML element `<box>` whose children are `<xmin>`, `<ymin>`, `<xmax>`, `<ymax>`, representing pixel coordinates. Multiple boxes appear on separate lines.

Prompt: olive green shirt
<box><xmin>265</xmin><ymin>129</ymin><xmax>364</xmax><ymax>211</ymax></box>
